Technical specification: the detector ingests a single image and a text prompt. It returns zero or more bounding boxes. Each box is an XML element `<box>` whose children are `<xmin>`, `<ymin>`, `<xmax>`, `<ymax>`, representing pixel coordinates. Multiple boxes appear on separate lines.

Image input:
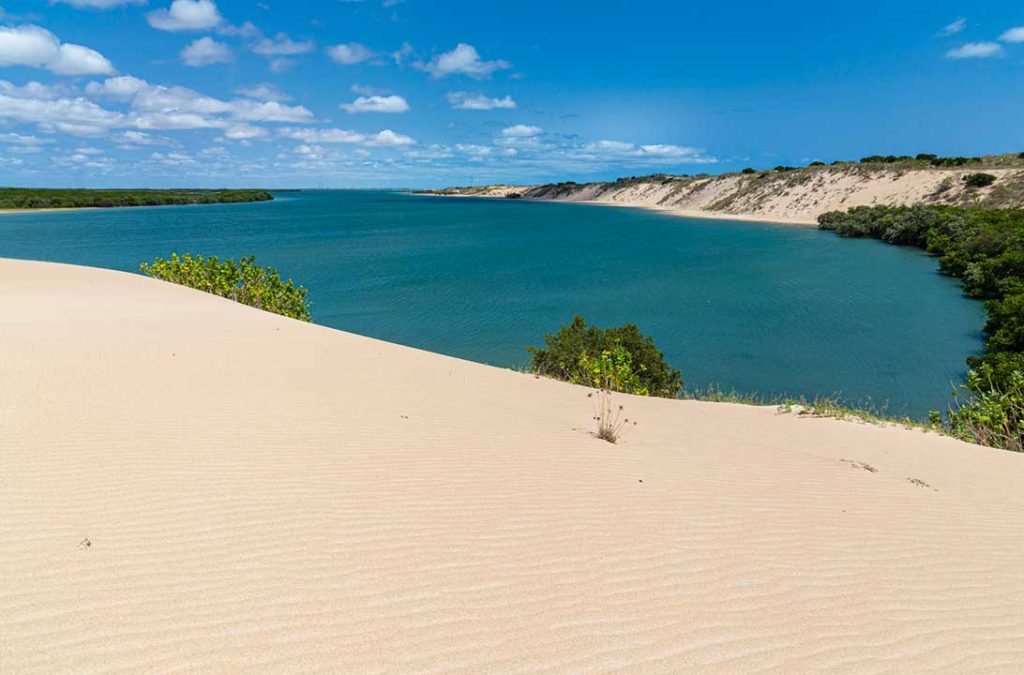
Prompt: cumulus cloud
<box><xmin>147</xmin><ymin>0</ymin><xmax>222</xmax><ymax>31</ymax></box>
<box><xmin>84</xmin><ymin>75</ymin><xmax>149</xmax><ymax>100</ymax></box>
<box><xmin>326</xmin><ymin>42</ymin><xmax>374</xmax><ymax>65</ymax></box>
<box><xmin>446</xmin><ymin>91</ymin><xmax>516</xmax><ymax>110</ymax></box>
<box><xmin>501</xmin><ymin>124</ymin><xmax>541</xmax><ymax>137</ymax></box>
<box><xmin>235</xmin><ymin>83</ymin><xmax>291</xmax><ymax>101</ymax></box>
<box><xmin>364</xmin><ymin>129</ymin><xmax>415</xmax><ymax>146</ymax></box>
<box><xmin>0</xmin><ymin>86</ymin><xmax>123</xmax><ymax>136</ymax></box>
<box><xmin>80</xmin><ymin>75</ymin><xmax>314</xmax><ymax>131</ymax></box>
<box><xmin>278</xmin><ymin>126</ymin><xmax>415</xmax><ymax>147</ymax></box>
<box><xmin>946</xmin><ymin>42</ymin><xmax>1003</xmax><ymax>59</ymax></box>
<box><xmin>224</xmin><ymin>123</ymin><xmax>267</xmax><ymax>140</ymax></box>
<box><xmin>1000</xmin><ymin>27</ymin><xmax>1024</xmax><ymax>43</ymax></box>
<box><xmin>340</xmin><ymin>94</ymin><xmax>409</xmax><ymax>114</ymax></box>
<box><xmin>278</xmin><ymin>127</ymin><xmax>366</xmax><ymax>144</ymax></box>
<box><xmin>181</xmin><ymin>37</ymin><xmax>233</xmax><ymax>66</ymax></box>
<box><xmin>0</xmin><ymin>25</ymin><xmax>114</xmax><ymax>75</ymax></box>
<box><xmin>418</xmin><ymin>43</ymin><xmax>510</xmax><ymax>79</ymax></box>
<box><xmin>251</xmin><ymin>33</ymin><xmax>315</xmax><ymax>56</ymax></box>
<box><xmin>939</xmin><ymin>18</ymin><xmax>966</xmax><ymax>37</ymax></box>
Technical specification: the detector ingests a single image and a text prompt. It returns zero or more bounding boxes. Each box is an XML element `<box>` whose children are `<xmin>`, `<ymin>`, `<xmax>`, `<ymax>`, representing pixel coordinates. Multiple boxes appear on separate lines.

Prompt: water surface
<box><xmin>0</xmin><ymin>190</ymin><xmax>985</xmax><ymax>417</ymax></box>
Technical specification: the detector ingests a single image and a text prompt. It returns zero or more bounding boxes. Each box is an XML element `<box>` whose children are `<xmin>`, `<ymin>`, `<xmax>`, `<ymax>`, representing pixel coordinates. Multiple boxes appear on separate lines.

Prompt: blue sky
<box><xmin>0</xmin><ymin>0</ymin><xmax>1023</xmax><ymax>188</ymax></box>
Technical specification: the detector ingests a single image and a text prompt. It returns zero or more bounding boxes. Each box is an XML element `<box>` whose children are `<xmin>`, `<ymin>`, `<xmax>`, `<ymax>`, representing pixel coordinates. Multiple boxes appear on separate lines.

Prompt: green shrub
<box><xmin>964</xmin><ymin>173</ymin><xmax>997</xmax><ymax>188</ymax></box>
<box><xmin>809</xmin><ymin>161</ymin><xmax>826</xmax><ymax>167</ymax></box>
<box><xmin>527</xmin><ymin>315</ymin><xmax>683</xmax><ymax>397</ymax></box>
<box><xmin>947</xmin><ymin>365</ymin><xmax>1024</xmax><ymax>452</ymax></box>
<box><xmin>141</xmin><ymin>253</ymin><xmax>311</xmax><ymax>321</ymax></box>
<box><xmin>579</xmin><ymin>346</ymin><xmax>641</xmax><ymax>443</ymax></box>
<box><xmin>741</xmin><ymin>167</ymin><xmax>757</xmax><ymax>174</ymax></box>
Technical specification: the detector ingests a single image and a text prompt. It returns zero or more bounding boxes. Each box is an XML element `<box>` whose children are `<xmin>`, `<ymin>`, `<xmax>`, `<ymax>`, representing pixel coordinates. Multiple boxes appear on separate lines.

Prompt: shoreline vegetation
<box><xmin>0</xmin><ymin>188</ymin><xmax>273</xmax><ymax>211</ymax></box>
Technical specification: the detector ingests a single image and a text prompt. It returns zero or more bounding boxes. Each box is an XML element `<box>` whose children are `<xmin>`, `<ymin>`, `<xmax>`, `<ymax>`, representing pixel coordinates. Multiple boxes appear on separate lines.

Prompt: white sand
<box><xmin>3</xmin><ymin>258</ymin><xmax>1024</xmax><ymax>673</ymax></box>
<box><xmin>444</xmin><ymin>166</ymin><xmax>1024</xmax><ymax>225</ymax></box>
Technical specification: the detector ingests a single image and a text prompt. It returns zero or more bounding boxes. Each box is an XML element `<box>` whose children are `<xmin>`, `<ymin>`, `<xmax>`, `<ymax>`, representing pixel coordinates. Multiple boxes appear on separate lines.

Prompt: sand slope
<box><xmin>435</xmin><ymin>165</ymin><xmax>1024</xmax><ymax>224</ymax></box>
<box><xmin>3</xmin><ymin>258</ymin><xmax>1024</xmax><ymax>673</ymax></box>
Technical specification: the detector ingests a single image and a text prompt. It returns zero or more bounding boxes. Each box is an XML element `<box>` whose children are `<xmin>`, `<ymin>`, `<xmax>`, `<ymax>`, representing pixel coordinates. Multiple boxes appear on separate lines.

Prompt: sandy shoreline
<box><xmin>415</xmin><ymin>191</ymin><xmax>819</xmax><ymax>225</ymax></box>
<box><xmin>3</xmin><ymin>257</ymin><xmax>1023</xmax><ymax>672</ymax></box>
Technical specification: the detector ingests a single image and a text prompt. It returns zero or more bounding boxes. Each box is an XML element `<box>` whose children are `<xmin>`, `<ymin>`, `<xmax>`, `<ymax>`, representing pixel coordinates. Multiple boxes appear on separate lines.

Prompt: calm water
<box><xmin>0</xmin><ymin>190</ymin><xmax>985</xmax><ymax>417</ymax></box>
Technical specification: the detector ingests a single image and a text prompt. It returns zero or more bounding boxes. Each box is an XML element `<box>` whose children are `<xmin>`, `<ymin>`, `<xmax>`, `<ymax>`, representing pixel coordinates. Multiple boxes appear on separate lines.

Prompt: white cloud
<box><xmin>501</xmin><ymin>124</ymin><xmax>541</xmax><ymax>137</ymax></box>
<box><xmin>147</xmin><ymin>0</ymin><xmax>222</xmax><ymax>31</ymax></box>
<box><xmin>251</xmin><ymin>33</ymin><xmax>315</xmax><ymax>56</ymax></box>
<box><xmin>0</xmin><ymin>132</ymin><xmax>54</xmax><ymax>145</ymax></box>
<box><xmin>224</xmin><ymin>123</ymin><xmax>267</xmax><ymax>140</ymax></box>
<box><xmin>114</xmin><ymin>130</ymin><xmax>174</xmax><ymax>147</ymax></box>
<box><xmin>85</xmin><ymin>75</ymin><xmax>149</xmax><ymax>100</ymax></box>
<box><xmin>583</xmin><ymin>140</ymin><xmax>635</xmax><ymax>153</ymax></box>
<box><xmin>0</xmin><ymin>25</ymin><xmax>114</xmax><ymax>75</ymax></box>
<box><xmin>81</xmin><ymin>76</ymin><xmax>313</xmax><ymax>130</ymax></box>
<box><xmin>326</xmin><ymin>42</ymin><xmax>374</xmax><ymax>65</ymax></box>
<box><xmin>340</xmin><ymin>94</ymin><xmax>409</xmax><ymax>114</ymax></box>
<box><xmin>278</xmin><ymin>127</ymin><xmax>366</xmax><ymax>144</ymax></box>
<box><xmin>939</xmin><ymin>18</ymin><xmax>966</xmax><ymax>37</ymax></box>
<box><xmin>181</xmin><ymin>37</ymin><xmax>233</xmax><ymax>66</ymax></box>
<box><xmin>1000</xmin><ymin>27</ymin><xmax>1024</xmax><ymax>43</ymax></box>
<box><xmin>446</xmin><ymin>91</ymin><xmax>516</xmax><ymax>110</ymax></box>
<box><xmin>419</xmin><ymin>43</ymin><xmax>510</xmax><ymax>79</ymax></box>
<box><xmin>0</xmin><ymin>88</ymin><xmax>123</xmax><ymax>136</ymax></box>
<box><xmin>364</xmin><ymin>129</ymin><xmax>415</xmax><ymax>146</ymax></box>
<box><xmin>278</xmin><ymin>126</ymin><xmax>415</xmax><ymax>147</ymax></box>
<box><xmin>946</xmin><ymin>42</ymin><xmax>1003</xmax><ymax>59</ymax></box>
<box><xmin>235</xmin><ymin>83</ymin><xmax>290</xmax><ymax>101</ymax></box>
<box><xmin>53</xmin><ymin>0</ymin><xmax>145</xmax><ymax>7</ymax></box>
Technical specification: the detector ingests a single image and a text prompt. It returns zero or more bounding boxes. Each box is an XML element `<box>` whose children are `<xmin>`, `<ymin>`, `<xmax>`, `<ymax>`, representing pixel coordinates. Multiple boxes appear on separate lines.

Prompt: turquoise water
<box><xmin>0</xmin><ymin>190</ymin><xmax>985</xmax><ymax>417</ymax></box>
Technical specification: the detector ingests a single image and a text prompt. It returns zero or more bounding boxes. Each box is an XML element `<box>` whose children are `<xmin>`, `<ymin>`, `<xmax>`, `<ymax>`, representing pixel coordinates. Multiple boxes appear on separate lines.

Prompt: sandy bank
<box><xmin>428</xmin><ymin>164</ymin><xmax>1024</xmax><ymax>225</ymax></box>
<box><xmin>3</xmin><ymin>258</ymin><xmax>1023</xmax><ymax>673</ymax></box>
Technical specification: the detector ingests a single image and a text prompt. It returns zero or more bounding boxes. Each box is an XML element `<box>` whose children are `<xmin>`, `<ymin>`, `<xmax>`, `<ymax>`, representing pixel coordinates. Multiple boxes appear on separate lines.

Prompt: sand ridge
<box><xmin>3</xmin><ymin>258</ymin><xmax>1024</xmax><ymax>673</ymax></box>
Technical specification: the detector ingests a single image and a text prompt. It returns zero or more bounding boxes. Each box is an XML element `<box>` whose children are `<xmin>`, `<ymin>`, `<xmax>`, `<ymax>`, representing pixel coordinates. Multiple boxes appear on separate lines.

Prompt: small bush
<box><xmin>527</xmin><ymin>315</ymin><xmax>682</xmax><ymax>397</ymax></box>
<box><xmin>741</xmin><ymin>167</ymin><xmax>757</xmax><ymax>174</ymax></box>
<box><xmin>141</xmin><ymin>253</ymin><xmax>311</xmax><ymax>321</ymax></box>
<box><xmin>809</xmin><ymin>161</ymin><xmax>826</xmax><ymax>167</ymax></box>
<box><xmin>947</xmin><ymin>366</ymin><xmax>1024</xmax><ymax>452</ymax></box>
<box><xmin>580</xmin><ymin>346</ymin><xmax>640</xmax><ymax>443</ymax></box>
<box><xmin>964</xmin><ymin>173</ymin><xmax>997</xmax><ymax>189</ymax></box>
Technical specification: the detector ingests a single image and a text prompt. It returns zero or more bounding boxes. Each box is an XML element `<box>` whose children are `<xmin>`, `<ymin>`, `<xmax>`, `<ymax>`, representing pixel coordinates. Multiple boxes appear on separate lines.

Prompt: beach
<box><xmin>3</xmin><ymin>257</ymin><xmax>1023</xmax><ymax>673</ymax></box>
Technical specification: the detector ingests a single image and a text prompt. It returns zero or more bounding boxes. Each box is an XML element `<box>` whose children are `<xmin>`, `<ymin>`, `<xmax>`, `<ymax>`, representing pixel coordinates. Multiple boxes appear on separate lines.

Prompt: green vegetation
<box><xmin>140</xmin><ymin>253</ymin><xmax>311</xmax><ymax>321</ymax></box>
<box><xmin>528</xmin><ymin>315</ymin><xmax>683</xmax><ymax>398</ymax></box>
<box><xmin>964</xmin><ymin>173</ymin><xmax>997</xmax><ymax>188</ymax></box>
<box><xmin>0</xmin><ymin>188</ymin><xmax>272</xmax><ymax>210</ymax></box>
<box><xmin>819</xmin><ymin>205</ymin><xmax>1024</xmax><ymax>450</ymax></box>
<box><xmin>581</xmin><ymin>346</ymin><xmax>642</xmax><ymax>443</ymax></box>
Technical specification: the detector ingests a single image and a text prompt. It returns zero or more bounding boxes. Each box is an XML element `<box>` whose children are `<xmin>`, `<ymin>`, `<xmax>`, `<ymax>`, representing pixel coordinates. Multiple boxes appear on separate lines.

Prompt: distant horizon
<box><xmin>2</xmin><ymin>0</ymin><xmax>1024</xmax><ymax>187</ymax></box>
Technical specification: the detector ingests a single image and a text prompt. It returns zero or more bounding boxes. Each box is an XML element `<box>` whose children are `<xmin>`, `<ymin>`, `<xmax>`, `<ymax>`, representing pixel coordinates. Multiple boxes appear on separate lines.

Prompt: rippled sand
<box><xmin>3</xmin><ymin>258</ymin><xmax>1023</xmax><ymax>673</ymax></box>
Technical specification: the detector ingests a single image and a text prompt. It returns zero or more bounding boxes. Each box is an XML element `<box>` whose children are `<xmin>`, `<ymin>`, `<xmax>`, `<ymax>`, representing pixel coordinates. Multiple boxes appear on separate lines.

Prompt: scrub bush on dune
<box><xmin>141</xmin><ymin>253</ymin><xmax>311</xmax><ymax>321</ymax></box>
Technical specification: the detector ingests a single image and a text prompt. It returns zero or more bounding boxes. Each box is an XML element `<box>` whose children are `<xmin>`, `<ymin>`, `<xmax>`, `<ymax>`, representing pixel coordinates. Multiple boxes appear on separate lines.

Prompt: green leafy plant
<box><xmin>140</xmin><ymin>253</ymin><xmax>311</xmax><ymax>321</ymax></box>
<box><xmin>963</xmin><ymin>173</ymin><xmax>997</xmax><ymax>189</ymax></box>
<box><xmin>527</xmin><ymin>315</ymin><xmax>683</xmax><ymax>397</ymax></box>
<box><xmin>576</xmin><ymin>346</ymin><xmax>641</xmax><ymax>443</ymax></box>
<box><xmin>946</xmin><ymin>365</ymin><xmax>1024</xmax><ymax>452</ymax></box>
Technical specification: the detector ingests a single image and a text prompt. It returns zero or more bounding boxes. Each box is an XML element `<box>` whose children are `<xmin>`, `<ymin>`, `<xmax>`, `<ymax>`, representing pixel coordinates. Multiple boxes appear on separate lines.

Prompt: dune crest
<box><xmin>3</xmin><ymin>258</ymin><xmax>1024</xmax><ymax>673</ymax></box>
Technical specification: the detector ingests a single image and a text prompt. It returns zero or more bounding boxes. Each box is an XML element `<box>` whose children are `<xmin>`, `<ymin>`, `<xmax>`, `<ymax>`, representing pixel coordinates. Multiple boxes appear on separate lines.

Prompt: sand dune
<box><xmin>432</xmin><ymin>164</ymin><xmax>1024</xmax><ymax>224</ymax></box>
<box><xmin>3</xmin><ymin>258</ymin><xmax>1024</xmax><ymax>673</ymax></box>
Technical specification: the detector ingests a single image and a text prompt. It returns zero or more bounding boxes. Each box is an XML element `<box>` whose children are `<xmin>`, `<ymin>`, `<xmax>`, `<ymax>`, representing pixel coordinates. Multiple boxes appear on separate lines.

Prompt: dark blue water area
<box><xmin>0</xmin><ymin>190</ymin><xmax>986</xmax><ymax>417</ymax></box>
